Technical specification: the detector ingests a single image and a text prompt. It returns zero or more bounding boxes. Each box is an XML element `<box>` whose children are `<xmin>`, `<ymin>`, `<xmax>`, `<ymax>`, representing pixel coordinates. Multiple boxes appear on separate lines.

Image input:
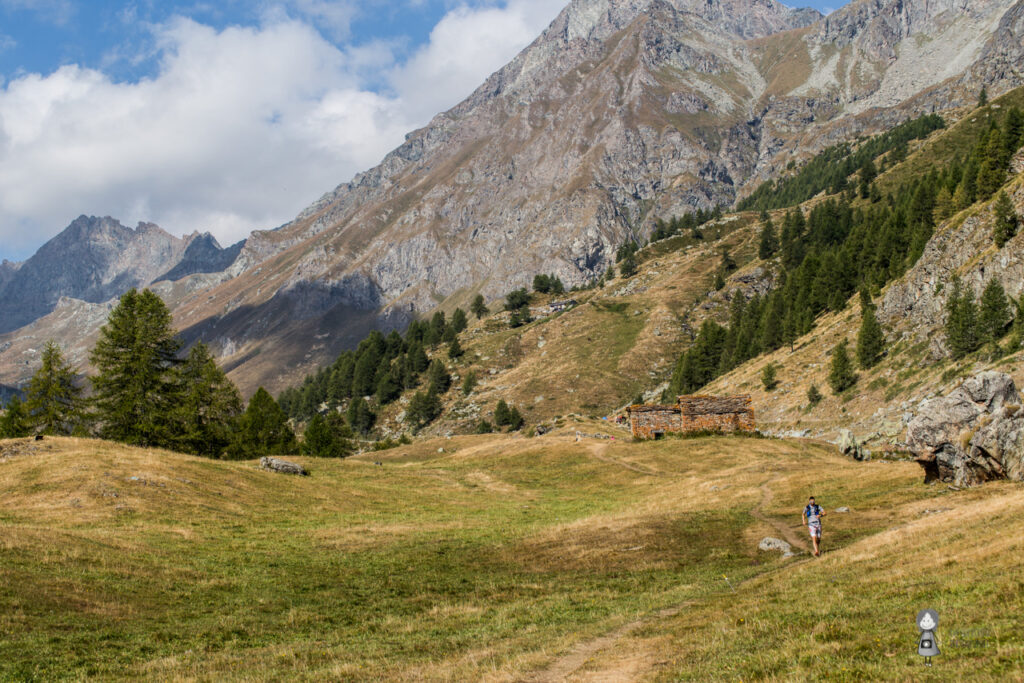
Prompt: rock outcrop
<box><xmin>837</xmin><ymin>429</ymin><xmax>871</xmax><ymax>461</ymax></box>
<box><xmin>907</xmin><ymin>372</ymin><xmax>1024</xmax><ymax>486</ymax></box>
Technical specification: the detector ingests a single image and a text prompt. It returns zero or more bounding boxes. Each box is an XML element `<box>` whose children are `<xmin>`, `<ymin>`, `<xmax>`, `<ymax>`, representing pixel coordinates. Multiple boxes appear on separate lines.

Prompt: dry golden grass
<box><xmin>1</xmin><ymin>434</ymin><xmax>1020</xmax><ymax>681</ymax></box>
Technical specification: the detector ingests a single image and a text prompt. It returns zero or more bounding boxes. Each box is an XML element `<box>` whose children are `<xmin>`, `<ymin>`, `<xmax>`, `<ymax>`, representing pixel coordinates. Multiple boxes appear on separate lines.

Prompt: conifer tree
<box><xmin>979</xmin><ymin>279</ymin><xmax>1011</xmax><ymax>345</ymax></box>
<box><xmin>761</xmin><ymin>363</ymin><xmax>779</xmax><ymax>391</ymax></box>
<box><xmin>172</xmin><ymin>342</ymin><xmax>243</xmax><ymax>457</ymax></box>
<box><xmin>952</xmin><ymin>182</ymin><xmax>971</xmax><ymax>211</ymax></box>
<box><xmin>992</xmin><ymin>190</ymin><xmax>1019</xmax><ymax>248</ymax></box>
<box><xmin>807</xmin><ymin>385</ymin><xmax>823</xmax><ymax>407</ymax></box>
<box><xmin>0</xmin><ymin>395</ymin><xmax>31</xmax><ymax>438</ymax></box>
<box><xmin>494</xmin><ymin>399</ymin><xmax>511</xmax><ymax>427</ymax></box>
<box><xmin>506</xmin><ymin>405</ymin><xmax>525</xmax><ymax>431</ymax></box>
<box><xmin>619</xmin><ymin>252</ymin><xmax>638</xmax><ymax>278</ymax></box>
<box><xmin>302</xmin><ymin>413</ymin><xmax>351</xmax><ymax>458</ymax></box>
<box><xmin>447</xmin><ymin>338</ymin><xmax>465</xmax><ymax>360</ymax></box>
<box><xmin>827</xmin><ymin>339</ymin><xmax>857</xmax><ymax>394</ymax></box>
<box><xmin>407</xmin><ymin>390</ymin><xmax>443</xmax><ymax>430</ymax></box>
<box><xmin>427</xmin><ymin>359</ymin><xmax>451</xmax><ymax>395</ymax></box>
<box><xmin>945</xmin><ymin>278</ymin><xmax>980</xmax><ymax>359</ymax></box>
<box><xmin>25</xmin><ymin>340</ymin><xmax>84</xmax><ymax>435</ymax></box>
<box><xmin>346</xmin><ymin>397</ymin><xmax>376</xmax><ymax>437</ymax></box>
<box><xmin>461</xmin><ymin>371</ymin><xmax>477</xmax><ymax>396</ymax></box>
<box><xmin>451</xmin><ymin>308</ymin><xmax>469</xmax><ymax>333</ymax></box>
<box><xmin>933</xmin><ymin>186</ymin><xmax>954</xmax><ymax>223</ymax></box>
<box><xmin>471</xmin><ymin>294</ymin><xmax>489</xmax><ymax>319</ymax></box>
<box><xmin>375</xmin><ymin>366</ymin><xmax>402</xmax><ymax>405</ymax></box>
<box><xmin>90</xmin><ymin>289</ymin><xmax>182</xmax><ymax>447</ymax></box>
<box><xmin>229</xmin><ymin>388</ymin><xmax>297</xmax><ymax>458</ymax></box>
<box><xmin>758</xmin><ymin>217</ymin><xmax>778</xmax><ymax>259</ymax></box>
<box><xmin>977</xmin><ymin>128</ymin><xmax>1008</xmax><ymax>198</ymax></box>
<box><xmin>978</xmin><ymin>86</ymin><xmax>988</xmax><ymax>107</ymax></box>
<box><xmin>856</xmin><ymin>296</ymin><xmax>886</xmax><ymax>369</ymax></box>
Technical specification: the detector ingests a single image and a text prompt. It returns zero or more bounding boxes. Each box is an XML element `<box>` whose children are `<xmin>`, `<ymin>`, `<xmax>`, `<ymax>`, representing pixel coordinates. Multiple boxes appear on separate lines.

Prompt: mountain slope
<box><xmin>174</xmin><ymin>0</ymin><xmax>1022</xmax><ymax>395</ymax></box>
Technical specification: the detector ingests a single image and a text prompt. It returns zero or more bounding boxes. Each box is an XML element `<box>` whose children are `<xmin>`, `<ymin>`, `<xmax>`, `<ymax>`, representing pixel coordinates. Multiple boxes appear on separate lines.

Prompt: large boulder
<box><xmin>836</xmin><ymin>429</ymin><xmax>870</xmax><ymax>461</ymax></box>
<box><xmin>260</xmin><ymin>456</ymin><xmax>309</xmax><ymax>476</ymax></box>
<box><xmin>907</xmin><ymin>372</ymin><xmax>1024</xmax><ymax>486</ymax></box>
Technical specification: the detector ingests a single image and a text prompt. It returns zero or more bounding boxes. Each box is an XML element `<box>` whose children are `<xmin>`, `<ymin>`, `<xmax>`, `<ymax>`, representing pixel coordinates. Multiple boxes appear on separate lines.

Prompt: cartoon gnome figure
<box><xmin>917</xmin><ymin>609</ymin><xmax>940</xmax><ymax>664</ymax></box>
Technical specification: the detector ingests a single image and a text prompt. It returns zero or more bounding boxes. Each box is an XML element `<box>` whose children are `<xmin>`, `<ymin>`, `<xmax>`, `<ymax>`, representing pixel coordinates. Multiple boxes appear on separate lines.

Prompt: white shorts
<box><xmin>808</xmin><ymin>524</ymin><xmax>822</xmax><ymax>539</ymax></box>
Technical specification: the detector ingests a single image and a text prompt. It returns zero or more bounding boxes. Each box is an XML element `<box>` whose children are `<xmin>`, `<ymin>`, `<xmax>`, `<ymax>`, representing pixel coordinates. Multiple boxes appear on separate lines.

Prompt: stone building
<box><xmin>627</xmin><ymin>395</ymin><xmax>755</xmax><ymax>440</ymax></box>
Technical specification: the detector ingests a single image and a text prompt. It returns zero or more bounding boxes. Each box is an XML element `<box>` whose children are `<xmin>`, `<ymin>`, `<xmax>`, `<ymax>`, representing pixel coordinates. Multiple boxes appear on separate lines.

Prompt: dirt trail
<box><xmin>751</xmin><ymin>480</ymin><xmax>810</xmax><ymax>553</ymax></box>
<box><xmin>519</xmin><ymin>469</ymin><xmax>808</xmax><ymax>683</ymax></box>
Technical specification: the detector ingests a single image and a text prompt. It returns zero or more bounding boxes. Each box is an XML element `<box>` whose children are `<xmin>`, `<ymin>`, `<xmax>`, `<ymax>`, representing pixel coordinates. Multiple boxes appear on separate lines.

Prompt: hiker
<box><xmin>802</xmin><ymin>496</ymin><xmax>826</xmax><ymax>557</ymax></box>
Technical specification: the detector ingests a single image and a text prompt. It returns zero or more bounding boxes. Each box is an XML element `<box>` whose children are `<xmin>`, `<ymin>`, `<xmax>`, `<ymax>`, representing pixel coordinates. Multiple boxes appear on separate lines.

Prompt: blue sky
<box><xmin>0</xmin><ymin>0</ymin><xmax>850</xmax><ymax>261</ymax></box>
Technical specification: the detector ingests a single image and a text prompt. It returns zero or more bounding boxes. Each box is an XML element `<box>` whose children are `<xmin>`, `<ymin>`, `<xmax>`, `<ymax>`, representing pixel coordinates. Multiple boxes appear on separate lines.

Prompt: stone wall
<box><xmin>628</xmin><ymin>395</ymin><xmax>755</xmax><ymax>440</ymax></box>
<box><xmin>628</xmin><ymin>405</ymin><xmax>682</xmax><ymax>440</ymax></box>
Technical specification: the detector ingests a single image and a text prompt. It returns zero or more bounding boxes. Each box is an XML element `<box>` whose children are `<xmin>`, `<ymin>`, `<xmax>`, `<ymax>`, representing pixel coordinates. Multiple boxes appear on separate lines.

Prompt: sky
<box><xmin>0</xmin><ymin>0</ymin><xmax>848</xmax><ymax>262</ymax></box>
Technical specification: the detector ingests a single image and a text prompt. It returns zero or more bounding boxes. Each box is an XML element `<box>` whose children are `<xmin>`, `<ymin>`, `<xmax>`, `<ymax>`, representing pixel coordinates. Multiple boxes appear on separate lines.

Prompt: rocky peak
<box><xmin>0</xmin><ymin>216</ymin><xmax>192</xmax><ymax>333</ymax></box>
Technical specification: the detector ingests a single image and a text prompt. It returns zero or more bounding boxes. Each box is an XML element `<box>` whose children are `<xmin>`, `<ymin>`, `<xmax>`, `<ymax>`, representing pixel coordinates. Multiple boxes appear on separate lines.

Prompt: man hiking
<box><xmin>802</xmin><ymin>496</ymin><xmax>826</xmax><ymax>557</ymax></box>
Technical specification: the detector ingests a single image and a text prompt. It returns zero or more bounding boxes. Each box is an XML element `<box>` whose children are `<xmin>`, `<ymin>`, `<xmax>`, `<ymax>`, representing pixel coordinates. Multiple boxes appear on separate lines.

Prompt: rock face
<box><xmin>0</xmin><ymin>216</ymin><xmax>243</xmax><ymax>334</ymax></box>
<box><xmin>907</xmin><ymin>372</ymin><xmax>1024</xmax><ymax>486</ymax></box>
<box><xmin>260</xmin><ymin>456</ymin><xmax>309</xmax><ymax>476</ymax></box>
<box><xmin>880</xmin><ymin>182</ymin><xmax>1024</xmax><ymax>353</ymax></box>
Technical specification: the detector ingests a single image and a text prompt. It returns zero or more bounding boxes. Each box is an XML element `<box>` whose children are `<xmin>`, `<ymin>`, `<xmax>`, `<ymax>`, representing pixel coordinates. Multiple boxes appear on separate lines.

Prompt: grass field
<box><xmin>1</xmin><ymin>433</ymin><xmax>1022</xmax><ymax>681</ymax></box>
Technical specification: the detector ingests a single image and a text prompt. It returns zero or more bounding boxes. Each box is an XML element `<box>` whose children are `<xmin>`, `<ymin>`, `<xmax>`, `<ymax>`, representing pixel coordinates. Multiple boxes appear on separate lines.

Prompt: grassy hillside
<box><xmin>2</xmin><ymin>434</ymin><xmax>1022</xmax><ymax>680</ymax></box>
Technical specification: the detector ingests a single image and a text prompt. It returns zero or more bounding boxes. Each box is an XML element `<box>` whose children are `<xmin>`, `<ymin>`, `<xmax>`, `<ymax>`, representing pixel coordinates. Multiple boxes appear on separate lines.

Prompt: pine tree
<box><xmin>302</xmin><ymin>413</ymin><xmax>351</xmax><ymax>458</ymax></box>
<box><xmin>807</xmin><ymin>385</ymin><xmax>823</xmax><ymax>407</ymax></box>
<box><xmin>450</xmin><ymin>308</ymin><xmax>469</xmax><ymax>333</ymax></box>
<box><xmin>856</xmin><ymin>298</ymin><xmax>886</xmax><ymax>369</ymax></box>
<box><xmin>447</xmin><ymin>338</ymin><xmax>464</xmax><ymax>360</ymax></box>
<box><xmin>407</xmin><ymin>390</ymin><xmax>443</xmax><ymax>430</ymax></box>
<box><xmin>758</xmin><ymin>218</ymin><xmax>778</xmax><ymax>259</ymax></box>
<box><xmin>346</xmin><ymin>397</ymin><xmax>376</xmax><ymax>437</ymax></box>
<box><xmin>933</xmin><ymin>186</ymin><xmax>954</xmax><ymax>223</ymax></box>
<box><xmin>172</xmin><ymin>343</ymin><xmax>242</xmax><ymax>457</ymax></box>
<box><xmin>507</xmin><ymin>405</ymin><xmax>525</xmax><ymax>431</ymax></box>
<box><xmin>494</xmin><ymin>399</ymin><xmax>511</xmax><ymax>426</ymax></box>
<box><xmin>505</xmin><ymin>288</ymin><xmax>531</xmax><ymax>311</ymax></box>
<box><xmin>25</xmin><ymin>340</ymin><xmax>84</xmax><ymax>435</ymax></box>
<box><xmin>827</xmin><ymin>339</ymin><xmax>857</xmax><ymax>394</ymax></box>
<box><xmin>461</xmin><ymin>371</ymin><xmax>477</xmax><ymax>396</ymax></box>
<box><xmin>375</xmin><ymin>366</ymin><xmax>402</xmax><ymax>405</ymax></box>
<box><xmin>977</xmin><ymin>128</ymin><xmax>1008</xmax><ymax>198</ymax></box>
<box><xmin>229</xmin><ymin>388</ymin><xmax>297</xmax><ymax>458</ymax></box>
<box><xmin>992</xmin><ymin>190</ymin><xmax>1019</xmax><ymax>248</ymax></box>
<box><xmin>90</xmin><ymin>289</ymin><xmax>182</xmax><ymax>447</ymax></box>
<box><xmin>471</xmin><ymin>294</ymin><xmax>489</xmax><ymax>319</ymax></box>
<box><xmin>427</xmin><ymin>359</ymin><xmax>451</xmax><ymax>395</ymax></box>
<box><xmin>945</xmin><ymin>278</ymin><xmax>980</xmax><ymax>359</ymax></box>
<box><xmin>761</xmin><ymin>363</ymin><xmax>779</xmax><ymax>391</ymax></box>
<box><xmin>979</xmin><ymin>279</ymin><xmax>1011</xmax><ymax>345</ymax></box>
<box><xmin>619</xmin><ymin>252</ymin><xmax>638</xmax><ymax>278</ymax></box>
<box><xmin>0</xmin><ymin>395</ymin><xmax>32</xmax><ymax>438</ymax></box>
<box><xmin>979</xmin><ymin>86</ymin><xmax>988</xmax><ymax>107</ymax></box>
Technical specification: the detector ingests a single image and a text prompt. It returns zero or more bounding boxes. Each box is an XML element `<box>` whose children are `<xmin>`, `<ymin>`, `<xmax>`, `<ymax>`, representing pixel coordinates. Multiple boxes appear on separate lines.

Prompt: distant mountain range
<box><xmin>2</xmin><ymin>0</ymin><xmax>1023</xmax><ymax>396</ymax></box>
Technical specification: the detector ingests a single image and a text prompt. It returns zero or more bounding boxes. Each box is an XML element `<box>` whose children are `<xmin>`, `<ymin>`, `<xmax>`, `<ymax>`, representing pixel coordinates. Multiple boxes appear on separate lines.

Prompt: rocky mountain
<box><xmin>3</xmin><ymin>0</ymin><xmax>1024</xmax><ymax>397</ymax></box>
<box><xmin>0</xmin><ymin>216</ymin><xmax>243</xmax><ymax>335</ymax></box>
<box><xmin>167</xmin><ymin>0</ymin><xmax>1023</xmax><ymax>395</ymax></box>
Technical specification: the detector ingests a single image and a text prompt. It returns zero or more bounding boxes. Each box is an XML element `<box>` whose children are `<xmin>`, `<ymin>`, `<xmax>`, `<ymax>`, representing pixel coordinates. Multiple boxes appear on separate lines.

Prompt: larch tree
<box><xmin>90</xmin><ymin>289</ymin><xmax>182</xmax><ymax>447</ymax></box>
<box><xmin>25</xmin><ymin>340</ymin><xmax>84</xmax><ymax>435</ymax></box>
<box><xmin>172</xmin><ymin>342</ymin><xmax>243</xmax><ymax>457</ymax></box>
<box><xmin>229</xmin><ymin>388</ymin><xmax>298</xmax><ymax>458</ymax></box>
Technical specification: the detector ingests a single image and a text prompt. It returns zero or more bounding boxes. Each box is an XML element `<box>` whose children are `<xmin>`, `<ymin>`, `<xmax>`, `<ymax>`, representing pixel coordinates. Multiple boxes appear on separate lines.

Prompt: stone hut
<box><xmin>627</xmin><ymin>394</ymin><xmax>755</xmax><ymax>440</ymax></box>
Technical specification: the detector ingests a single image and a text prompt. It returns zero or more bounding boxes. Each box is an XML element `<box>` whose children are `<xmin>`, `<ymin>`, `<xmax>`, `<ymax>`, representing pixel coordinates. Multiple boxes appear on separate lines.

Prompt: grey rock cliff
<box><xmin>907</xmin><ymin>372</ymin><xmax>1024</xmax><ymax>486</ymax></box>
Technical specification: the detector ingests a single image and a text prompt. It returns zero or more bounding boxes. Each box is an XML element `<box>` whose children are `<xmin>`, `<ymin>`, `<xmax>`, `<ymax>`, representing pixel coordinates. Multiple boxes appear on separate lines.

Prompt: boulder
<box><xmin>260</xmin><ymin>457</ymin><xmax>308</xmax><ymax>476</ymax></box>
<box><xmin>836</xmin><ymin>429</ymin><xmax>870</xmax><ymax>461</ymax></box>
<box><xmin>907</xmin><ymin>372</ymin><xmax>1024</xmax><ymax>486</ymax></box>
<box><xmin>758</xmin><ymin>537</ymin><xmax>794</xmax><ymax>558</ymax></box>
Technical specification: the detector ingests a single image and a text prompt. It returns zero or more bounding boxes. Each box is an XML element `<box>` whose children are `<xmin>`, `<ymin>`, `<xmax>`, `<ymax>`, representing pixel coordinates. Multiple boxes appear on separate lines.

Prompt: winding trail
<box><xmin>518</xmin><ymin>460</ymin><xmax>810</xmax><ymax>683</ymax></box>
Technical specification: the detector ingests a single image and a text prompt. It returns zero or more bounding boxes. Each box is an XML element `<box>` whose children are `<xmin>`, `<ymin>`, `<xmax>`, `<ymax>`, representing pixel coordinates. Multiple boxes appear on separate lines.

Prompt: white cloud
<box><xmin>0</xmin><ymin>0</ymin><xmax>564</xmax><ymax>258</ymax></box>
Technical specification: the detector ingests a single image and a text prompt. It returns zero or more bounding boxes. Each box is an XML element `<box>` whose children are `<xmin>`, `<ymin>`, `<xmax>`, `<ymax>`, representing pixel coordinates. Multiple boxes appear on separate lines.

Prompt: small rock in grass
<box><xmin>758</xmin><ymin>537</ymin><xmax>794</xmax><ymax>558</ymax></box>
